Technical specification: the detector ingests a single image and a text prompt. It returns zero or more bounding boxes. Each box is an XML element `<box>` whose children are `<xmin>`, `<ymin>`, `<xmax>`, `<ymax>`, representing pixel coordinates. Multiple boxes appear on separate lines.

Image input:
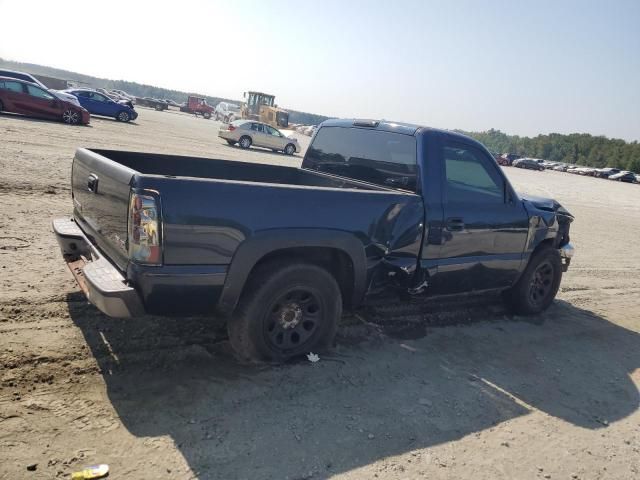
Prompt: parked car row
<box><xmin>565</xmin><ymin>166</ymin><xmax>638</xmax><ymax>182</ymax></box>
<box><xmin>0</xmin><ymin>69</ymin><xmax>144</xmax><ymax>125</ymax></box>
<box><xmin>0</xmin><ymin>75</ymin><xmax>90</xmax><ymax>125</ymax></box>
<box><xmin>497</xmin><ymin>151</ymin><xmax>638</xmax><ymax>184</ymax></box>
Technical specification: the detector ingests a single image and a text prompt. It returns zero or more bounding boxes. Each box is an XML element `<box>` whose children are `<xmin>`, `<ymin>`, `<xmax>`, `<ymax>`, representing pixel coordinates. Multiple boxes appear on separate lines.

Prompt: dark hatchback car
<box><xmin>513</xmin><ymin>158</ymin><xmax>545</xmax><ymax>171</ymax></box>
<box><xmin>0</xmin><ymin>76</ymin><xmax>90</xmax><ymax>125</ymax></box>
<box><xmin>609</xmin><ymin>171</ymin><xmax>637</xmax><ymax>183</ymax></box>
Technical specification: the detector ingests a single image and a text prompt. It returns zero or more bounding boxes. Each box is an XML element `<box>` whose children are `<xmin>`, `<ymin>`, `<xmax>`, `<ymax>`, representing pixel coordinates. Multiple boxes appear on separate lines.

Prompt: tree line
<box><xmin>460</xmin><ymin>128</ymin><xmax>640</xmax><ymax>172</ymax></box>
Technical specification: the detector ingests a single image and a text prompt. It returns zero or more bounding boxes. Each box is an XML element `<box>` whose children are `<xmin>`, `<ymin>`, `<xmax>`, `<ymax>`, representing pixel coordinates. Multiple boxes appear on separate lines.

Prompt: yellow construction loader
<box><xmin>240</xmin><ymin>91</ymin><xmax>289</xmax><ymax>128</ymax></box>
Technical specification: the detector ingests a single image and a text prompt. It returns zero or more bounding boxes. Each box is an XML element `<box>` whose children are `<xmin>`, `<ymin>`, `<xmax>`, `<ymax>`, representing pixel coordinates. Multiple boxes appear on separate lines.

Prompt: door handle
<box><xmin>446</xmin><ymin>217</ymin><xmax>465</xmax><ymax>232</ymax></box>
<box><xmin>87</xmin><ymin>173</ymin><xmax>99</xmax><ymax>193</ymax></box>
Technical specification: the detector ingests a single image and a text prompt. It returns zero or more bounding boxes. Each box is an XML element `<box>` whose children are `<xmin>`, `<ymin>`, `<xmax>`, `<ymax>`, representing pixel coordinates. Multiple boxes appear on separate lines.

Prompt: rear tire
<box><xmin>227</xmin><ymin>262</ymin><xmax>342</xmax><ymax>363</ymax></box>
<box><xmin>117</xmin><ymin>110</ymin><xmax>130</xmax><ymax>122</ymax></box>
<box><xmin>505</xmin><ymin>245</ymin><xmax>562</xmax><ymax>315</ymax></box>
<box><xmin>203</xmin><ymin>111</ymin><xmax>211</xmax><ymax>119</ymax></box>
<box><xmin>62</xmin><ymin>109</ymin><xmax>80</xmax><ymax>125</ymax></box>
<box><xmin>239</xmin><ymin>136</ymin><xmax>252</xmax><ymax>149</ymax></box>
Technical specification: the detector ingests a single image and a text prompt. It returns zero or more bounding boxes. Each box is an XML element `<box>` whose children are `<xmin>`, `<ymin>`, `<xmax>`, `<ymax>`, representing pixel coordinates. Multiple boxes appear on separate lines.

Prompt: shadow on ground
<box><xmin>0</xmin><ymin>111</ymin><xmax>91</xmax><ymax>127</ymax></box>
<box><xmin>66</xmin><ymin>295</ymin><xmax>640</xmax><ymax>479</ymax></box>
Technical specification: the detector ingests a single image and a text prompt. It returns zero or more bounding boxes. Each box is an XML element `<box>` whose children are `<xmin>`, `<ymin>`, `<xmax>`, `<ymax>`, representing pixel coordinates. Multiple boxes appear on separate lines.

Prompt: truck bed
<box><xmin>91</xmin><ymin>149</ymin><xmax>382</xmax><ymax>190</ymax></box>
<box><xmin>69</xmin><ymin>148</ymin><xmax>424</xmax><ymax>314</ymax></box>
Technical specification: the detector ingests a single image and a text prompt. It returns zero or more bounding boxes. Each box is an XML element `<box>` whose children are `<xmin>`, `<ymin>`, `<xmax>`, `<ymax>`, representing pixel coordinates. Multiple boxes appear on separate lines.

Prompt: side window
<box><xmin>443</xmin><ymin>143</ymin><xmax>504</xmax><ymax>203</ymax></box>
<box><xmin>266</xmin><ymin>126</ymin><xmax>280</xmax><ymax>136</ymax></box>
<box><xmin>92</xmin><ymin>93</ymin><xmax>109</xmax><ymax>102</ymax></box>
<box><xmin>1</xmin><ymin>81</ymin><xmax>24</xmax><ymax>93</ymax></box>
<box><xmin>26</xmin><ymin>84</ymin><xmax>55</xmax><ymax>100</ymax></box>
<box><xmin>251</xmin><ymin>123</ymin><xmax>263</xmax><ymax>133</ymax></box>
<box><xmin>76</xmin><ymin>91</ymin><xmax>90</xmax><ymax>98</ymax></box>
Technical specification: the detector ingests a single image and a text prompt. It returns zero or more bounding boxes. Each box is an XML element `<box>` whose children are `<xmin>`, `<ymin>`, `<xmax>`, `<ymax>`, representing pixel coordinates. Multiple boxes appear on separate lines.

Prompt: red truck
<box><xmin>179</xmin><ymin>96</ymin><xmax>214</xmax><ymax>119</ymax></box>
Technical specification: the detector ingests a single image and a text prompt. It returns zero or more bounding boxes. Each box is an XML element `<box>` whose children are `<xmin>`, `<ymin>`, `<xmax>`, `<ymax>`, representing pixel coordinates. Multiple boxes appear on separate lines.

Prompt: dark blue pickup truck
<box><xmin>53</xmin><ymin>119</ymin><xmax>574</xmax><ymax>362</ymax></box>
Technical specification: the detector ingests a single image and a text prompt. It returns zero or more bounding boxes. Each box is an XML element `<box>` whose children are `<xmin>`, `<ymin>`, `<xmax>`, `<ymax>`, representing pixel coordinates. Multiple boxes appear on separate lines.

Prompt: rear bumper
<box><xmin>217</xmin><ymin>129</ymin><xmax>236</xmax><ymax>141</ymax></box>
<box><xmin>53</xmin><ymin>217</ymin><xmax>229</xmax><ymax>317</ymax></box>
<box><xmin>52</xmin><ymin>217</ymin><xmax>144</xmax><ymax>317</ymax></box>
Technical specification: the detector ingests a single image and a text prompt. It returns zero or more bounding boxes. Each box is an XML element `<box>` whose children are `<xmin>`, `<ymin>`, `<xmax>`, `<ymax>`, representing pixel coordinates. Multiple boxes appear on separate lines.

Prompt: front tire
<box><xmin>284</xmin><ymin>143</ymin><xmax>296</xmax><ymax>155</ymax></box>
<box><xmin>505</xmin><ymin>245</ymin><xmax>562</xmax><ymax>315</ymax></box>
<box><xmin>239</xmin><ymin>136</ymin><xmax>252</xmax><ymax>149</ymax></box>
<box><xmin>227</xmin><ymin>262</ymin><xmax>342</xmax><ymax>363</ymax></box>
<box><xmin>117</xmin><ymin>110</ymin><xmax>130</xmax><ymax>122</ymax></box>
<box><xmin>62</xmin><ymin>109</ymin><xmax>80</xmax><ymax>125</ymax></box>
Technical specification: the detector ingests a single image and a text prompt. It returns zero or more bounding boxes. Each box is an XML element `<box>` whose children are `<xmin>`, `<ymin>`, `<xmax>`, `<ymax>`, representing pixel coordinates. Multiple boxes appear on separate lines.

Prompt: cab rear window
<box><xmin>303</xmin><ymin>126</ymin><xmax>418</xmax><ymax>192</ymax></box>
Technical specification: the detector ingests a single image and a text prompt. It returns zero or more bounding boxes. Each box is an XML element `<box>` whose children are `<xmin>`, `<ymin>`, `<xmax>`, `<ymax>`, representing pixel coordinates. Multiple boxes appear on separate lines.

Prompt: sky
<box><xmin>1</xmin><ymin>0</ymin><xmax>639</xmax><ymax>141</ymax></box>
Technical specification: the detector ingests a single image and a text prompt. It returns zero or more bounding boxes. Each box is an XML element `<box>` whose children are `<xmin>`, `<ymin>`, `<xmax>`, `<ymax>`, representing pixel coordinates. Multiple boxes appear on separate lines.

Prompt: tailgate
<box><xmin>72</xmin><ymin>148</ymin><xmax>135</xmax><ymax>272</ymax></box>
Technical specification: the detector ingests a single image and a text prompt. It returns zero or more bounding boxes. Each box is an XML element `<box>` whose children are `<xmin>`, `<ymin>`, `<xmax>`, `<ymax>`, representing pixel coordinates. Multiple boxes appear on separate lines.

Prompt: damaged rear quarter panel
<box><xmin>366</xmin><ymin>197</ymin><xmax>425</xmax><ymax>291</ymax></box>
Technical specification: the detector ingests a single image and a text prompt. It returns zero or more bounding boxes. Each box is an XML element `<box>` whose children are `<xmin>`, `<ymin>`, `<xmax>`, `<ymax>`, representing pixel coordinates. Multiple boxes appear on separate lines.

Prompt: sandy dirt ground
<box><xmin>1</xmin><ymin>108</ymin><xmax>639</xmax><ymax>480</ymax></box>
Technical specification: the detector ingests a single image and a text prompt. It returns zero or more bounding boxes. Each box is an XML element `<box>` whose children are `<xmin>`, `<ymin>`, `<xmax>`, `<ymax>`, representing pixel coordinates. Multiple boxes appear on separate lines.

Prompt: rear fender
<box><xmin>216</xmin><ymin>229</ymin><xmax>367</xmax><ymax>316</ymax></box>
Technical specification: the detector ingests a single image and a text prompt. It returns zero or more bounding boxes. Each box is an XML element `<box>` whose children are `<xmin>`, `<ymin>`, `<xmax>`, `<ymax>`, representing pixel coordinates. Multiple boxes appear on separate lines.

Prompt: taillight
<box><xmin>228</xmin><ymin>125</ymin><xmax>236</xmax><ymax>131</ymax></box>
<box><xmin>128</xmin><ymin>192</ymin><xmax>161</xmax><ymax>264</ymax></box>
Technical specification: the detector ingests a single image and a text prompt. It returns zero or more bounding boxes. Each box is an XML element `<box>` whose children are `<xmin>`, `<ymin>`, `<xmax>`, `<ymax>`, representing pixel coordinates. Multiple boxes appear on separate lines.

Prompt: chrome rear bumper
<box><xmin>52</xmin><ymin>217</ymin><xmax>144</xmax><ymax>318</ymax></box>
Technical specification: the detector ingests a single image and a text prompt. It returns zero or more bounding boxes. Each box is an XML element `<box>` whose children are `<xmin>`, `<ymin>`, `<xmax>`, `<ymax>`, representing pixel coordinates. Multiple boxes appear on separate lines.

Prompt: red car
<box><xmin>0</xmin><ymin>76</ymin><xmax>90</xmax><ymax>125</ymax></box>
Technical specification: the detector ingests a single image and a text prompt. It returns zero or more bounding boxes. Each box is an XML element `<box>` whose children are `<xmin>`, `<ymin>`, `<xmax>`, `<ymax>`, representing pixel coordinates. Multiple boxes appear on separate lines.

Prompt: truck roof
<box><xmin>320</xmin><ymin>119</ymin><xmax>476</xmax><ymax>144</ymax></box>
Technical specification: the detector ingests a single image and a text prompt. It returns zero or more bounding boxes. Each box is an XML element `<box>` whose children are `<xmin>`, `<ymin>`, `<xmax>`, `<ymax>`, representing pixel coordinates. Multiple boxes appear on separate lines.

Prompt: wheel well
<box><xmin>533</xmin><ymin>238</ymin><xmax>555</xmax><ymax>254</ymax></box>
<box><xmin>249</xmin><ymin>247</ymin><xmax>355</xmax><ymax>308</ymax></box>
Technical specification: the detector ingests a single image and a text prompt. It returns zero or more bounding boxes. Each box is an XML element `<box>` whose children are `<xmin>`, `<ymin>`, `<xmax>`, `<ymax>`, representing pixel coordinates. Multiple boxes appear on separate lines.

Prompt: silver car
<box><xmin>218</xmin><ymin>120</ymin><xmax>299</xmax><ymax>155</ymax></box>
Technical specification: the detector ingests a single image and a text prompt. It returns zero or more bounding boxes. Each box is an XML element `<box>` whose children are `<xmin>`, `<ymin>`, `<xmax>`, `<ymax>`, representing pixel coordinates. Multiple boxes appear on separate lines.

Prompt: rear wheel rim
<box><xmin>263</xmin><ymin>289</ymin><xmax>322</xmax><ymax>354</ymax></box>
<box><xmin>528</xmin><ymin>260</ymin><xmax>555</xmax><ymax>307</ymax></box>
<box><xmin>241</xmin><ymin>137</ymin><xmax>250</xmax><ymax>148</ymax></box>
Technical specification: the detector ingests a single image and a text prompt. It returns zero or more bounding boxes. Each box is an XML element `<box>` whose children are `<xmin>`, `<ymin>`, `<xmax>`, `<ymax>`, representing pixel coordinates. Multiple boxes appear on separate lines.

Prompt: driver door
<box><xmin>23</xmin><ymin>84</ymin><xmax>61</xmax><ymax>119</ymax></box>
<box><xmin>430</xmin><ymin>138</ymin><xmax>529</xmax><ymax>293</ymax></box>
<box><xmin>86</xmin><ymin>92</ymin><xmax>111</xmax><ymax>116</ymax></box>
